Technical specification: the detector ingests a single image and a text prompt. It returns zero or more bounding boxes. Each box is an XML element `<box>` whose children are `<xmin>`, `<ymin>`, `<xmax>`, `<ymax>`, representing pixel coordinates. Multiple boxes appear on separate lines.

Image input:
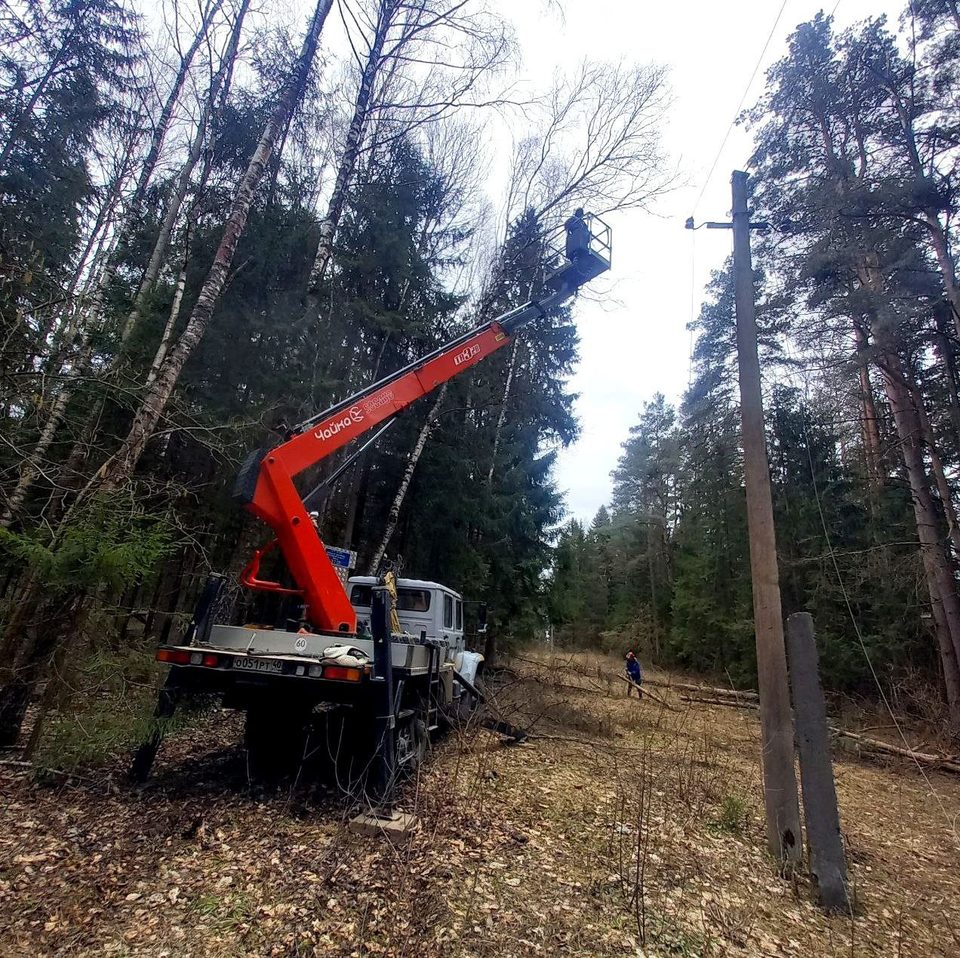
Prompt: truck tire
<box><xmin>244</xmin><ymin>704</ymin><xmax>311</xmax><ymax>782</ymax></box>
<box><xmin>396</xmin><ymin>716</ymin><xmax>429</xmax><ymax>772</ymax></box>
<box><xmin>412</xmin><ymin>717</ymin><xmax>429</xmax><ymax>766</ymax></box>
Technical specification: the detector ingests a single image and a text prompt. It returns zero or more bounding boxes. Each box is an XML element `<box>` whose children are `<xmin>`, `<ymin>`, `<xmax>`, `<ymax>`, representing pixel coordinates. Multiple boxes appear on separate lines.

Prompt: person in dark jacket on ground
<box><xmin>625</xmin><ymin>650</ymin><xmax>643</xmax><ymax>697</ymax></box>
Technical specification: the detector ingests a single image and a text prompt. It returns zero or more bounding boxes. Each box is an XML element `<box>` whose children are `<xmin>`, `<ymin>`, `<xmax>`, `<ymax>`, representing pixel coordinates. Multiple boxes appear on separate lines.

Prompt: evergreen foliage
<box><xmin>12</xmin><ymin>0</ymin><xmax>960</xmax><ymax>745</ymax></box>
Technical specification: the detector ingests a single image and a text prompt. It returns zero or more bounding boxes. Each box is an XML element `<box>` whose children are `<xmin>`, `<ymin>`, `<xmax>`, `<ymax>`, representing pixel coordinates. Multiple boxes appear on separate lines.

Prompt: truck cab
<box><xmin>347</xmin><ymin>576</ymin><xmax>465</xmax><ymax>655</ymax></box>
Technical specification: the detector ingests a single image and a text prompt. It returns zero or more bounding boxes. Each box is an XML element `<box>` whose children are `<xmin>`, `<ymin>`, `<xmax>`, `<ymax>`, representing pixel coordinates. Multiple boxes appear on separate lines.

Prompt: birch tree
<box><xmin>0</xmin><ymin>0</ymin><xmax>241</xmax><ymax>527</ymax></box>
<box><xmin>92</xmin><ymin>0</ymin><xmax>335</xmax><ymax>493</ymax></box>
<box><xmin>366</xmin><ymin>58</ymin><xmax>675</xmax><ymax>568</ymax></box>
<box><xmin>303</xmin><ymin>0</ymin><xmax>513</xmax><ymax>310</ymax></box>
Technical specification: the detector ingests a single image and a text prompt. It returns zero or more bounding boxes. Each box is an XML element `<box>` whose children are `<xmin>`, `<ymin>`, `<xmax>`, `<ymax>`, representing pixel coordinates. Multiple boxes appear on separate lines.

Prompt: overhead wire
<box><xmin>691</xmin><ymin>0</ymin><xmax>790</xmax><ymax>216</ymax></box>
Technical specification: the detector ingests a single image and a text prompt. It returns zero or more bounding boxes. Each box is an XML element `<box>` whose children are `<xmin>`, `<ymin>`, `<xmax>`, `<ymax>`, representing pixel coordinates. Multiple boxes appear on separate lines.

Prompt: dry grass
<box><xmin>0</xmin><ymin>649</ymin><xmax>958</xmax><ymax>956</ymax></box>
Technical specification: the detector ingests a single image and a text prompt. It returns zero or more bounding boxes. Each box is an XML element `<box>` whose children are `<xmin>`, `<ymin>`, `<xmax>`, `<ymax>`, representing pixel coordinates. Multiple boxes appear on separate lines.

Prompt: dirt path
<box><xmin>1</xmin><ymin>652</ymin><xmax>959</xmax><ymax>957</ymax></box>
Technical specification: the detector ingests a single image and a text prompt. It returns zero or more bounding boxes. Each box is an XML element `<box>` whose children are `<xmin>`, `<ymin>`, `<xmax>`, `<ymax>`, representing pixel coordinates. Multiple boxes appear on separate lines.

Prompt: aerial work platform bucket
<box><xmin>543</xmin><ymin>212</ymin><xmax>612</xmax><ymax>295</ymax></box>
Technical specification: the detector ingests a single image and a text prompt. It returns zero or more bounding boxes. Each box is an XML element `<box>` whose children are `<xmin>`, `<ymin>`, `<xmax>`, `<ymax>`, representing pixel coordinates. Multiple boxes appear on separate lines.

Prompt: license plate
<box><xmin>233</xmin><ymin>656</ymin><xmax>283</xmax><ymax>674</ymax></box>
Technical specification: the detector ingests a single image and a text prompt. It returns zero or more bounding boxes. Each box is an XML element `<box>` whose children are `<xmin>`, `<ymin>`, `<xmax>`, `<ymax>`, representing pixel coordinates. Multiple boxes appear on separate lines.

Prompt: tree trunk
<box><xmin>0</xmin><ymin>585</ymin><xmax>78</xmax><ymax>747</ymax></box>
<box><xmin>487</xmin><ymin>338</ymin><xmax>520</xmax><ymax>485</ymax></box>
<box><xmin>92</xmin><ymin>0</ymin><xmax>334</xmax><ymax>494</ymax></box>
<box><xmin>121</xmin><ymin>0</ymin><xmax>248</xmax><ymax>345</ymax></box>
<box><xmin>145</xmin><ymin>227</ymin><xmax>193</xmax><ymax>386</ymax></box>
<box><xmin>876</xmin><ymin>351</ymin><xmax>960</xmax><ymax>718</ymax></box>
<box><xmin>24</xmin><ymin>152</ymin><xmax>130</xmax><ymax>380</ymax></box>
<box><xmin>30</xmin><ymin>0</ymin><xmax>224</xmax><ymax>360</ymax></box>
<box><xmin>925</xmin><ymin>573</ymin><xmax>960</xmax><ymax>716</ymax></box>
<box><xmin>343</xmin><ymin>453</ymin><xmax>373</xmax><ymax>548</ymax></box>
<box><xmin>121</xmin><ymin>117</ymin><xmax>207</xmax><ymax>345</ymax></box>
<box><xmin>125</xmin><ymin>0</ymin><xmax>227</xmax><ymax>218</ymax></box>
<box><xmin>23</xmin><ymin>592</ymin><xmax>94</xmax><ymax>757</ymax></box>
<box><xmin>880</xmin><ymin>72</ymin><xmax>960</xmax><ymax>340</ymax></box>
<box><xmin>367</xmin><ymin>383</ymin><xmax>447</xmax><ymax>574</ymax></box>
<box><xmin>932</xmin><ymin>303</ymin><xmax>960</xmax><ymax>450</ymax></box>
<box><xmin>0</xmin><ymin>267</ymin><xmax>108</xmax><ymax>528</ymax></box>
<box><xmin>0</xmin><ymin>21</ymin><xmax>79</xmax><ymax>170</ymax></box>
<box><xmin>851</xmin><ymin>320</ymin><xmax>883</xmax><ymax>488</ymax></box>
<box><xmin>922</xmin><ymin>214</ymin><xmax>960</xmax><ymax>339</ymax></box>
<box><xmin>303</xmin><ymin>0</ymin><xmax>398</xmax><ymax>307</ymax></box>
<box><xmin>904</xmin><ymin>372</ymin><xmax>960</xmax><ymax>556</ymax></box>
<box><xmin>4</xmin><ymin>153</ymin><xmax>120</xmax><ymax>375</ymax></box>
<box><xmin>33</xmin><ymin>3</ymin><xmax>250</xmax><ymax>525</ymax></box>
<box><xmin>857</xmin><ymin>255</ymin><xmax>960</xmax><ymax>714</ymax></box>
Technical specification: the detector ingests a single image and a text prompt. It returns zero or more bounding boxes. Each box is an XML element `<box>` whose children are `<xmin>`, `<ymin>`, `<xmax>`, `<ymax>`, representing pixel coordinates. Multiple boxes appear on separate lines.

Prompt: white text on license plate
<box><xmin>233</xmin><ymin>656</ymin><xmax>283</xmax><ymax>674</ymax></box>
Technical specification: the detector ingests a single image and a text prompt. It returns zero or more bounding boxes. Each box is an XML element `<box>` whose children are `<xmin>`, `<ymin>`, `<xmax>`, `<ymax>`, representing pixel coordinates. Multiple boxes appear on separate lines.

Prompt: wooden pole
<box><xmin>786</xmin><ymin>613</ymin><xmax>850</xmax><ymax>911</ymax></box>
<box><xmin>731</xmin><ymin>170</ymin><xmax>802</xmax><ymax>865</ymax></box>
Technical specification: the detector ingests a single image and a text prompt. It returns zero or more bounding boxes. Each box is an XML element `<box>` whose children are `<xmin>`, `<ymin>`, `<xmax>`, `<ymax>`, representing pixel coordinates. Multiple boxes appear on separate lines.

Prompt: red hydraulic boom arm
<box><xmin>233</xmin><ymin>215</ymin><xmax>611</xmax><ymax>635</ymax></box>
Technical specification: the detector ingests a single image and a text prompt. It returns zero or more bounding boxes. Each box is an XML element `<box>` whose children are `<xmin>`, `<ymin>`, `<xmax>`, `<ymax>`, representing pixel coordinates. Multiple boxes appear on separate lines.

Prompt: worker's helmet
<box><xmin>574</xmin><ymin>206</ymin><xmax>584</xmax><ymax>216</ymax></box>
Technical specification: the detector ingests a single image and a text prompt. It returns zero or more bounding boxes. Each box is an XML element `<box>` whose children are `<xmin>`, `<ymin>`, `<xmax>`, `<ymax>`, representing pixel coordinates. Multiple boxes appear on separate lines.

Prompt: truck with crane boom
<box><xmin>131</xmin><ymin>214</ymin><xmax>612</xmax><ymax>791</ymax></box>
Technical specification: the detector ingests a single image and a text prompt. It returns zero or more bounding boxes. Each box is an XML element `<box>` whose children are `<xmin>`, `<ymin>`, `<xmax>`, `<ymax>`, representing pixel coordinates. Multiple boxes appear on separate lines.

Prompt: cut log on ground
<box><xmin>480</xmin><ymin>716</ymin><xmax>528</xmax><ymax>742</ymax></box>
<box><xmin>830</xmin><ymin>727</ymin><xmax>960</xmax><ymax>775</ymax></box>
<box><xmin>646</xmin><ymin>678</ymin><xmax>759</xmax><ymax>701</ymax></box>
<box><xmin>616</xmin><ymin>674</ymin><xmax>679</xmax><ymax>711</ymax></box>
<box><xmin>680</xmin><ymin>695</ymin><xmax>758</xmax><ymax>710</ymax></box>
<box><xmin>672</xmin><ymin>695</ymin><xmax>960</xmax><ymax>774</ymax></box>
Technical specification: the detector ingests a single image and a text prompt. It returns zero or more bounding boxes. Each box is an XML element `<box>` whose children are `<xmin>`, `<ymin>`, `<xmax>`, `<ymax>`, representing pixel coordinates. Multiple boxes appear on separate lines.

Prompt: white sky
<box><xmin>496</xmin><ymin>0</ymin><xmax>905</xmax><ymax>522</ymax></box>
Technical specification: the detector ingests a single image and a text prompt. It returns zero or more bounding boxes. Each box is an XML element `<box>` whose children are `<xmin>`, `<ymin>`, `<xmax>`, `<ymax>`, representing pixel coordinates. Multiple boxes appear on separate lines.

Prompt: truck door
<box><xmin>455</xmin><ymin>597</ymin><xmax>464</xmax><ymax>653</ymax></box>
<box><xmin>441</xmin><ymin>592</ymin><xmax>457</xmax><ymax>650</ymax></box>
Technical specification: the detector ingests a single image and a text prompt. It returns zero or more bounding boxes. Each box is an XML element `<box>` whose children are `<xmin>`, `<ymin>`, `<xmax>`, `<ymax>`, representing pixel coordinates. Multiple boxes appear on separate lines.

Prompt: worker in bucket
<box><xmin>564</xmin><ymin>207</ymin><xmax>590</xmax><ymax>261</ymax></box>
<box><xmin>625</xmin><ymin>650</ymin><xmax>643</xmax><ymax>698</ymax></box>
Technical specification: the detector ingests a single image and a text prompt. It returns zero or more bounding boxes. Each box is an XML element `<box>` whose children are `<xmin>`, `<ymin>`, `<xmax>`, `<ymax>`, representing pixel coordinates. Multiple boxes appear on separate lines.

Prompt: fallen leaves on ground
<box><xmin>1</xmin><ymin>651</ymin><xmax>959</xmax><ymax>957</ymax></box>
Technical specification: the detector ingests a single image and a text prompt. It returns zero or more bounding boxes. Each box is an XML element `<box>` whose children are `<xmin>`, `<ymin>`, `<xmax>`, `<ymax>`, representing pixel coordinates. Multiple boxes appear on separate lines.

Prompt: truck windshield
<box><xmin>350</xmin><ymin>585</ymin><xmax>432</xmax><ymax>612</ymax></box>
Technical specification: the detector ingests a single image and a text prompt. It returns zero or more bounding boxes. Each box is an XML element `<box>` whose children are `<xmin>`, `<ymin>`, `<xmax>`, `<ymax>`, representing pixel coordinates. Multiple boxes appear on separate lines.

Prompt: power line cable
<box><xmin>692</xmin><ymin>0</ymin><xmax>790</xmax><ymax>216</ymax></box>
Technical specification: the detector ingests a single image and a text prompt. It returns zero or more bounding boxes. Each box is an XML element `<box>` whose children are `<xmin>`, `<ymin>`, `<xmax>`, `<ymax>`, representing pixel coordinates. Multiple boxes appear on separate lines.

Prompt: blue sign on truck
<box><xmin>324</xmin><ymin>546</ymin><xmax>355</xmax><ymax>569</ymax></box>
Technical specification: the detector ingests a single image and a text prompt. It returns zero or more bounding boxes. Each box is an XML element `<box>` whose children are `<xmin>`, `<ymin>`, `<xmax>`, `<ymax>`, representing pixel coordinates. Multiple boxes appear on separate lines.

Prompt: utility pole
<box><xmin>687</xmin><ymin>173</ymin><xmax>803</xmax><ymax>864</ymax></box>
<box><xmin>730</xmin><ymin>169</ymin><xmax>802</xmax><ymax>865</ymax></box>
<box><xmin>786</xmin><ymin>613</ymin><xmax>849</xmax><ymax>910</ymax></box>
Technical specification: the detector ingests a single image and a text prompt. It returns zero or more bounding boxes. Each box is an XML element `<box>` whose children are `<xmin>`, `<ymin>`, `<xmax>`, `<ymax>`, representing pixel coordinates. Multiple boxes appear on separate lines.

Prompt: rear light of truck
<box><xmin>323</xmin><ymin>665</ymin><xmax>362</xmax><ymax>682</ymax></box>
<box><xmin>157</xmin><ymin>648</ymin><xmax>191</xmax><ymax>665</ymax></box>
<box><xmin>156</xmin><ymin>649</ymin><xmax>220</xmax><ymax>668</ymax></box>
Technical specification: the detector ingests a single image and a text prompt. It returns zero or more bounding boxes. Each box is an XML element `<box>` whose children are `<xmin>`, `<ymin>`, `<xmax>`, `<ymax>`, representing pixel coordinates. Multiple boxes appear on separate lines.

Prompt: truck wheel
<box><xmin>396</xmin><ymin>716</ymin><xmax>429</xmax><ymax>773</ymax></box>
<box><xmin>244</xmin><ymin>704</ymin><xmax>310</xmax><ymax>782</ymax></box>
<box><xmin>413</xmin><ymin>717</ymin><xmax>429</xmax><ymax>766</ymax></box>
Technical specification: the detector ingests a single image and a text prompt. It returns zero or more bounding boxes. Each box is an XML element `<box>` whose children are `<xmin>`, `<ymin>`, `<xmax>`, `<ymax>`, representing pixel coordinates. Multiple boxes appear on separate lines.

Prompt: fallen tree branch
<box><xmin>0</xmin><ymin>759</ymin><xmax>95</xmax><ymax>783</ymax></box>
<box><xmin>545</xmin><ymin>679</ymin><xmax>613</xmax><ymax>697</ymax></box>
<box><xmin>526</xmin><ymin>732</ymin><xmax>668</xmax><ymax>755</ymax></box>
<box><xmin>680</xmin><ymin>695</ymin><xmax>758</xmax><ymax>711</ymax></box>
<box><xmin>479</xmin><ymin>716</ymin><xmax>528</xmax><ymax>743</ymax></box>
<box><xmin>646</xmin><ymin>678</ymin><xmax>759</xmax><ymax>701</ymax></box>
<box><xmin>829</xmin><ymin>728</ymin><xmax>960</xmax><ymax>775</ymax></box>
<box><xmin>615</xmin><ymin>675</ymin><xmax>679</xmax><ymax>711</ymax></box>
<box><xmin>526</xmin><ymin>732</ymin><xmax>615</xmax><ymax>748</ymax></box>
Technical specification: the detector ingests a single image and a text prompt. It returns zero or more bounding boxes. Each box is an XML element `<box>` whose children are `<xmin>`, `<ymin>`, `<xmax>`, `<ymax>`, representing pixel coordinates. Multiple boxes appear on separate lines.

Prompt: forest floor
<box><xmin>1</xmin><ymin>650</ymin><xmax>959</xmax><ymax>957</ymax></box>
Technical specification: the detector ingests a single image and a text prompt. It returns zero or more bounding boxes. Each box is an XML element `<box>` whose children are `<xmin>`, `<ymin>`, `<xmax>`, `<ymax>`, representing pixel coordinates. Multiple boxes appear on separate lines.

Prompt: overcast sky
<box><xmin>497</xmin><ymin>0</ymin><xmax>904</xmax><ymax>523</ymax></box>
